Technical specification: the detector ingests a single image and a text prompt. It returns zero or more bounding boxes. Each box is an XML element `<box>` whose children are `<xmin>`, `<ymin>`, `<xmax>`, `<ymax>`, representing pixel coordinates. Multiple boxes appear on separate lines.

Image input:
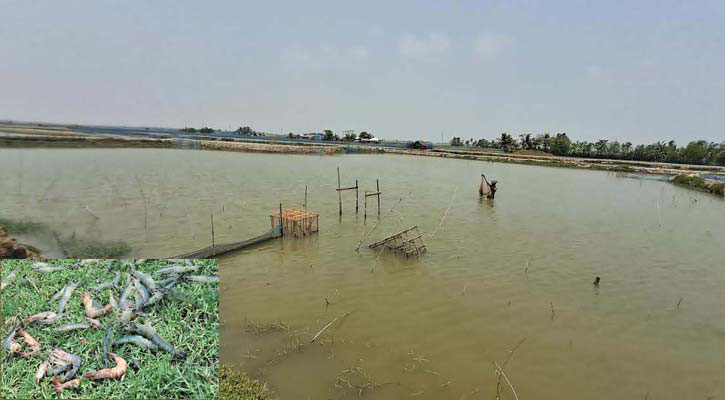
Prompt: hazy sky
<box><xmin>2</xmin><ymin>1</ymin><xmax>724</xmax><ymax>143</ymax></box>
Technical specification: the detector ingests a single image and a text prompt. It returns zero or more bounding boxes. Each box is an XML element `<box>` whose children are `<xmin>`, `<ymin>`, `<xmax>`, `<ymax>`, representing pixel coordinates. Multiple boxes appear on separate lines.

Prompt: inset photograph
<box><xmin>1</xmin><ymin>259</ymin><xmax>218</xmax><ymax>399</ymax></box>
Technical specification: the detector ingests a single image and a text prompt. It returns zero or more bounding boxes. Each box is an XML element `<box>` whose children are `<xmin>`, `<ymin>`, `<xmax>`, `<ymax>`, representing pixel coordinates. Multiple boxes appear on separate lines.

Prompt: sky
<box><xmin>1</xmin><ymin>0</ymin><xmax>724</xmax><ymax>144</ymax></box>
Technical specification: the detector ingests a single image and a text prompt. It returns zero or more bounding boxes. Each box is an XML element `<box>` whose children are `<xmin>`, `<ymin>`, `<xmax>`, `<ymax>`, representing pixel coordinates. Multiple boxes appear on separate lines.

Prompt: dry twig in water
<box><xmin>496</xmin><ymin>338</ymin><xmax>526</xmax><ymax>399</ymax></box>
<box><xmin>494</xmin><ymin>362</ymin><xmax>520</xmax><ymax>400</ymax></box>
<box><xmin>84</xmin><ymin>205</ymin><xmax>100</xmax><ymax>220</ymax></box>
<box><xmin>311</xmin><ymin>312</ymin><xmax>352</xmax><ymax>343</ymax></box>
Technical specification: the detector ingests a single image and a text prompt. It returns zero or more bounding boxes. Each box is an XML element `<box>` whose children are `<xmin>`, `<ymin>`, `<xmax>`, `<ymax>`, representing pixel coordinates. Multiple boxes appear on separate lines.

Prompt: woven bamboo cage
<box><xmin>270</xmin><ymin>208</ymin><xmax>319</xmax><ymax>238</ymax></box>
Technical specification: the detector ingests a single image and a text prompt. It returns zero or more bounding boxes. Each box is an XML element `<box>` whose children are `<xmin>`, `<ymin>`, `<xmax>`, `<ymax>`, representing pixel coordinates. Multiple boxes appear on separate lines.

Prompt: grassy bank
<box><xmin>0</xmin><ymin>259</ymin><xmax>219</xmax><ymax>399</ymax></box>
<box><xmin>672</xmin><ymin>175</ymin><xmax>725</xmax><ymax>196</ymax></box>
<box><xmin>0</xmin><ymin>219</ymin><xmax>47</xmax><ymax>235</ymax></box>
<box><xmin>0</xmin><ymin>218</ymin><xmax>132</xmax><ymax>259</ymax></box>
<box><xmin>219</xmin><ymin>365</ymin><xmax>274</xmax><ymax>400</ymax></box>
<box><xmin>0</xmin><ymin>134</ymin><xmax>178</xmax><ymax>149</ymax></box>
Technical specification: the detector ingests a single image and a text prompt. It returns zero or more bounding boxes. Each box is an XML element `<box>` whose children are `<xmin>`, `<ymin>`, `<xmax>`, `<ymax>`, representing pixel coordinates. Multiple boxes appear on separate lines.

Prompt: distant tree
<box><xmin>715</xmin><ymin>150</ymin><xmax>725</xmax><ymax>166</ymax></box>
<box><xmin>236</xmin><ymin>126</ymin><xmax>254</xmax><ymax>135</ymax></box>
<box><xmin>450</xmin><ymin>137</ymin><xmax>463</xmax><ymax>146</ymax></box>
<box><xmin>594</xmin><ymin>140</ymin><xmax>609</xmax><ymax>158</ymax></box>
<box><xmin>474</xmin><ymin>139</ymin><xmax>489</xmax><ymax>148</ymax></box>
<box><xmin>343</xmin><ymin>132</ymin><xmax>357</xmax><ymax>141</ymax></box>
<box><xmin>519</xmin><ymin>134</ymin><xmax>534</xmax><ymax>150</ymax></box>
<box><xmin>681</xmin><ymin>140</ymin><xmax>710</xmax><ymax>165</ymax></box>
<box><xmin>288</xmin><ymin>132</ymin><xmax>295</xmax><ymax>138</ymax></box>
<box><xmin>199</xmin><ymin>127</ymin><xmax>215</xmax><ymax>134</ymax></box>
<box><xmin>550</xmin><ymin>133</ymin><xmax>572</xmax><ymax>156</ymax></box>
<box><xmin>498</xmin><ymin>133</ymin><xmax>516</xmax><ymax>152</ymax></box>
<box><xmin>323</xmin><ymin>130</ymin><xmax>335</xmax><ymax>141</ymax></box>
<box><xmin>622</xmin><ymin>142</ymin><xmax>633</xmax><ymax>159</ymax></box>
<box><xmin>359</xmin><ymin>131</ymin><xmax>372</xmax><ymax>140</ymax></box>
<box><xmin>181</xmin><ymin>127</ymin><xmax>197</xmax><ymax>133</ymax></box>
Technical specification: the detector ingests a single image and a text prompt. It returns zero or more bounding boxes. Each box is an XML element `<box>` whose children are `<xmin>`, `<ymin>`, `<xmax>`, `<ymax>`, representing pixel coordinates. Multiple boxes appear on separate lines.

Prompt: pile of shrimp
<box><xmin>1</xmin><ymin>259</ymin><xmax>218</xmax><ymax>393</ymax></box>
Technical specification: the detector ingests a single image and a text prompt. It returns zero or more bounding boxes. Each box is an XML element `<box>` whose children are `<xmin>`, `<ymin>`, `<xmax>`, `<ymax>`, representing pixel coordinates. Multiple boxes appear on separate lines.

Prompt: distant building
<box><xmin>358</xmin><ymin>137</ymin><xmax>380</xmax><ymax>143</ymax></box>
<box><xmin>301</xmin><ymin>133</ymin><xmax>324</xmax><ymax>140</ymax></box>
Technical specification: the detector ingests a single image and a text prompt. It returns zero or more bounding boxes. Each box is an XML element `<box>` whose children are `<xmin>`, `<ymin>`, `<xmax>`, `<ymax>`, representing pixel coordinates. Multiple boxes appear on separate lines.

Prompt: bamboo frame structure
<box><xmin>270</xmin><ymin>208</ymin><xmax>320</xmax><ymax>238</ymax></box>
<box><xmin>364</xmin><ymin>179</ymin><xmax>382</xmax><ymax>219</ymax></box>
<box><xmin>336</xmin><ymin>167</ymin><xmax>359</xmax><ymax>215</ymax></box>
<box><xmin>368</xmin><ymin>225</ymin><xmax>427</xmax><ymax>257</ymax></box>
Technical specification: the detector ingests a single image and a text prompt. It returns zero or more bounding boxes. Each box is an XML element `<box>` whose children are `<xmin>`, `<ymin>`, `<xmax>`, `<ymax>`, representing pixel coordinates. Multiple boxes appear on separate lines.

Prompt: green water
<box><xmin>2</xmin><ymin>148</ymin><xmax>724</xmax><ymax>399</ymax></box>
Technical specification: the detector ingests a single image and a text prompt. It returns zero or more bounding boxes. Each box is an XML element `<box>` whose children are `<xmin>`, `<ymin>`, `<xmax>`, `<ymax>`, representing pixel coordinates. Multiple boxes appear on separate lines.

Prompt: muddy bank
<box><xmin>672</xmin><ymin>175</ymin><xmax>725</xmax><ymax>196</ymax></box>
<box><xmin>0</xmin><ymin>226</ymin><xmax>41</xmax><ymax>259</ymax></box>
<box><xmin>199</xmin><ymin>139</ymin><xmax>343</xmax><ymax>155</ymax></box>
<box><xmin>0</xmin><ymin>133</ymin><xmax>179</xmax><ymax>148</ymax></box>
<box><xmin>3</xmin><ymin>132</ymin><xmax>724</xmax><ymax>180</ymax></box>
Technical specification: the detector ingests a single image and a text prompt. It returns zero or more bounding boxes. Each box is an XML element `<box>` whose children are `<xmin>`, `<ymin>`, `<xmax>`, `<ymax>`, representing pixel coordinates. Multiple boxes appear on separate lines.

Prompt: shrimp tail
<box><xmin>52</xmin><ymin>377</ymin><xmax>81</xmax><ymax>391</ymax></box>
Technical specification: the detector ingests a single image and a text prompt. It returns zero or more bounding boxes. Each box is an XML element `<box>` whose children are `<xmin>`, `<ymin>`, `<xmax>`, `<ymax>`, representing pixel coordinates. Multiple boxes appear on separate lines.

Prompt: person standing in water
<box><xmin>479</xmin><ymin>174</ymin><xmax>498</xmax><ymax>199</ymax></box>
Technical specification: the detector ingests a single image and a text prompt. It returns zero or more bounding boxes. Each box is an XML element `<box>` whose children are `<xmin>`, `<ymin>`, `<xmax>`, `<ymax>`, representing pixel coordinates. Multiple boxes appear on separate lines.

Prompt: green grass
<box><xmin>58</xmin><ymin>237</ymin><xmax>132</xmax><ymax>259</ymax></box>
<box><xmin>1</xmin><ymin>259</ymin><xmax>218</xmax><ymax>399</ymax></box>
<box><xmin>0</xmin><ymin>219</ymin><xmax>131</xmax><ymax>258</ymax></box>
<box><xmin>672</xmin><ymin>174</ymin><xmax>708</xmax><ymax>190</ymax></box>
<box><xmin>219</xmin><ymin>365</ymin><xmax>274</xmax><ymax>400</ymax></box>
<box><xmin>711</xmin><ymin>182</ymin><xmax>725</xmax><ymax>196</ymax></box>
<box><xmin>0</xmin><ymin>219</ymin><xmax>48</xmax><ymax>235</ymax></box>
<box><xmin>671</xmin><ymin>174</ymin><xmax>725</xmax><ymax>196</ymax></box>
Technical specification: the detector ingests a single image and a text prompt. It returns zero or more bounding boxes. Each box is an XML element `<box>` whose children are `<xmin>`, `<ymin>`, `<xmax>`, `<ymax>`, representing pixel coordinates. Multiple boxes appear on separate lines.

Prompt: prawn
<box><xmin>52</xmin><ymin>377</ymin><xmax>81</xmax><ymax>392</ymax></box>
<box><xmin>17</xmin><ymin>327</ymin><xmax>41</xmax><ymax>353</ymax></box>
<box><xmin>82</xmin><ymin>292</ymin><xmax>111</xmax><ymax>318</ymax></box>
<box><xmin>35</xmin><ymin>361</ymin><xmax>48</xmax><ymax>385</ymax></box>
<box><xmin>24</xmin><ymin>311</ymin><xmax>57</xmax><ymax>324</ymax></box>
<box><xmin>84</xmin><ymin>352</ymin><xmax>127</xmax><ymax>380</ymax></box>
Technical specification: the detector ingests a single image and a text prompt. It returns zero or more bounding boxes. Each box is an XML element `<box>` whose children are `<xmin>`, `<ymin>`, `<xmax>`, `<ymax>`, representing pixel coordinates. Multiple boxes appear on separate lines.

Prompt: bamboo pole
<box><xmin>364</xmin><ymin>192</ymin><xmax>368</xmax><ymax>220</ymax></box>
<box><xmin>430</xmin><ymin>186</ymin><xmax>457</xmax><ymax>238</ymax></box>
<box><xmin>355</xmin><ymin>193</ymin><xmax>409</xmax><ymax>252</ymax></box>
<box><xmin>84</xmin><ymin>205</ymin><xmax>100</xmax><ymax>220</ymax></box>
<box><xmin>355</xmin><ymin>179</ymin><xmax>359</xmax><ymax>213</ymax></box>
<box><xmin>211</xmin><ymin>213</ymin><xmax>216</xmax><ymax>257</ymax></box>
<box><xmin>337</xmin><ymin>167</ymin><xmax>342</xmax><ymax>215</ymax></box>
<box><xmin>494</xmin><ymin>362</ymin><xmax>520</xmax><ymax>400</ymax></box>
<box><xmin>376</xmin><ymin>179</ymin><xmax>381</xmax><ymax>216</ymax></box>
<box><xmin>310</xmin><ymin>312</ymin><xmax>352</xmax><ymax>343</ymax></box>
<box><xmin>134</xmin><ymin>175</ymin><xmax>149</xmax><ymax>231</ymax></box>
<box><xmin>279</xmin><ymin>203</ymin><xmax>283</xmax><ymax>237</ymax></box>
<box><xmin>304</xmin><ymin>185</ymin><xmax>308</xmax><ymax>211</ymax></box>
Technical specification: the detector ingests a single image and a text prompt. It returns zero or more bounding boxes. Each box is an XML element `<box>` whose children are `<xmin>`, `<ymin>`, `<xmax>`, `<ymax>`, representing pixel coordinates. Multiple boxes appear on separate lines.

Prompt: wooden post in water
<box><xmin>376</xmin><ymin>179</ymin><xmax>381</xmax><ymax>216</ymax></box>
<box><xmin>355</xmin><ymin>179</ymin><xmax>359</xmax><ymax>213</ymax></box>
<box><xmin>304</xmin><ymin>185</ymin><xmax>308</xmax><ymax>211</ymax></box>
<box><xmin>210</xmin><ymin>213</ymin><xmax>216</xmax><ymax>257</ymax></box>
<box><xmin>337</xmin><ymin>167</ymin><xmax>342</xmax><ymax>216</ymax></box>
<box><xmin>364</xmin><ymin>191</ymin><xmax>368</xmax><ymax>220</ymax></box>
<box><xmin>279</xmin><ymin>202</ymin><xmax>283</xmax><ymax>237</ymax></box>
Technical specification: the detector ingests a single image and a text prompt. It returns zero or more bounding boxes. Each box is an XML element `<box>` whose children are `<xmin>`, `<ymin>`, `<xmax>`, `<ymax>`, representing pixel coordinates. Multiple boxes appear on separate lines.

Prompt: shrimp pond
<box><xmin>2</xmin><ymin>148</ymin><xmax>725</xmax><ymax>399</ymax></box>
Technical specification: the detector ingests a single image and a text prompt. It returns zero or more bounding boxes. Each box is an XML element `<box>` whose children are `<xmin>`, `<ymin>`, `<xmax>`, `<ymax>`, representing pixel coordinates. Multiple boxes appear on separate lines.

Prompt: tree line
<box><xmin>449</xmin><ymin>133</ymin><xmax>725</xmax><ymax>166</ymax></box>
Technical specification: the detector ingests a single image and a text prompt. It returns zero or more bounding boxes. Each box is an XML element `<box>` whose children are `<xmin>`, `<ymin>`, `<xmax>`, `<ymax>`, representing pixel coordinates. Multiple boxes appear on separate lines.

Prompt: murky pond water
<box><xmin>2</xmin><ymin>148</ymin><xmax>725</xmax><ymax>399</ymax></box>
